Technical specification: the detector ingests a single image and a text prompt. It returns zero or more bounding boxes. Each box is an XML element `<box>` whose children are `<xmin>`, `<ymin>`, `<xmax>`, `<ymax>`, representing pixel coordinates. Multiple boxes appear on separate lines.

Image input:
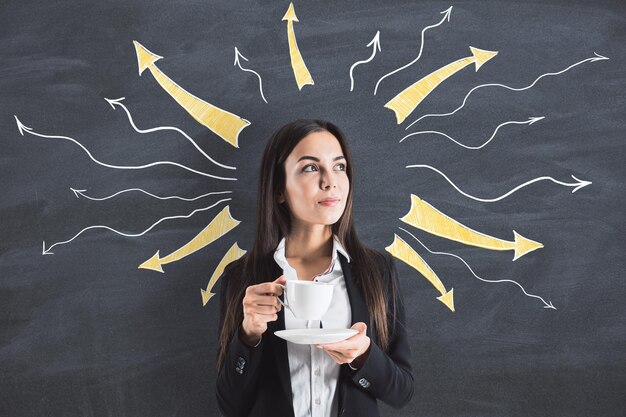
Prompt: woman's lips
<box><xmin>318</xmin><ymin>198</ymin><xmax>340</xmax><ymax>207</ymax></box>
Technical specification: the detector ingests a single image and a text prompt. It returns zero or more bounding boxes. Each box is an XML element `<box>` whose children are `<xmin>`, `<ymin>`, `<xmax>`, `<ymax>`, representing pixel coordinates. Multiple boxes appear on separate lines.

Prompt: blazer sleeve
<box><xmin>215</xmin><ymin>265</ymin><xmax>265</xmax><ymax>417</ymax></box>
<box><xmin>347</xmin><ymin>253</ymin><xmax>414</xmax><ymax>408</ymax></box>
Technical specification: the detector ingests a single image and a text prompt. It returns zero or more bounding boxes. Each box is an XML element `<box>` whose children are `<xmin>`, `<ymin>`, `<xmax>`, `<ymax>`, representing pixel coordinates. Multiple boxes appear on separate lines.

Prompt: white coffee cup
<box><xmin>279</xmin><ymin>280</ymin><xmax>334</xmax><ymax>320</ymax></box>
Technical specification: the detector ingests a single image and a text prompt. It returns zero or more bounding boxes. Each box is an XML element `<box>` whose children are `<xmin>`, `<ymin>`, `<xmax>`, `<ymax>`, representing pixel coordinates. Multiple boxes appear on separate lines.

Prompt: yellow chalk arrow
<box><xmin>386</xmin><ymin>234</ymin><xmax>454</xmax><ymax>312</ymax></box>
<box><xmin>201</xmin><ymin>242</ymin><xmax>247</xmax><ymax>306</ymax></box>
<box><xmin>385</xmin><ymin>46</ymin><xmax>498</xmax><ymax>124</ymax></box>
<box><xmin>283</xmin><ymin>3</ymin><xmax>314</xmax><ymax>90</ymax></box>
<box><xmin>133</xmin><ymin>41</ymin><xmax>250</xmax><ymax>148</ymax></box>
<box><xmin>401</xmin><ymin>194</ymin><xmax>543</xmax><ymax>260</ymax></box>
<box><xmin>139</xmin><ymin>205</ymin><xmax>240</xmax><ymax>272</ymax></box>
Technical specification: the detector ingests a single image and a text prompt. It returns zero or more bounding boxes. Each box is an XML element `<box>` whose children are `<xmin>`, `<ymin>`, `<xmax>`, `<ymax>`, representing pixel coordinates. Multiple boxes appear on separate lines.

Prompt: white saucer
<box><xmin>274</xmin><ymin>328</ymin><xmax>358</xmax><ymax>345</ymax></box>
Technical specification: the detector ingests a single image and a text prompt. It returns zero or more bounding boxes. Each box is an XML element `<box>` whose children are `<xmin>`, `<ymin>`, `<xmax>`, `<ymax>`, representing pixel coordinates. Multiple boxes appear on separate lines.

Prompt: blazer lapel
<box><xmin>338</xmin><ymin>252</ymin><xmax>370</xmax><ymax>414</ymax></box>
<box><xmin>339</xmin><ymin>253</ymin><xmax>369</xmax><ymax>328</ymax></box>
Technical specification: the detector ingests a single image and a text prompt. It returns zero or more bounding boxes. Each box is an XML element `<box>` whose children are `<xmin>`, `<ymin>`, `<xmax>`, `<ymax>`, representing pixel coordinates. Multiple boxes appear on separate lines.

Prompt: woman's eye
<box><xmin>302</xmin><ymin>164</ymin><xmax>318</xmax><ymax>172</ymax></box>
<box><xmin>335</xmin><ymin>163</ymin><xmax>346</xmax><ymax>171</ymax></box>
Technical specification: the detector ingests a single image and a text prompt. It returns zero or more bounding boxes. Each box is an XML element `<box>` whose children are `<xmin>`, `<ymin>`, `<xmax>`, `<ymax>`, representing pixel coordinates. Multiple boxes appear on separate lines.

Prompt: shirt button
<box><xmin>315</xmin><ymin>398</ymin><xmax>321</xmax><ymax>405</ymax></box>
<box><xmin>314</xmin><ymin>368</ymin><xmax>321</xmax><ymax>376</ymax></box>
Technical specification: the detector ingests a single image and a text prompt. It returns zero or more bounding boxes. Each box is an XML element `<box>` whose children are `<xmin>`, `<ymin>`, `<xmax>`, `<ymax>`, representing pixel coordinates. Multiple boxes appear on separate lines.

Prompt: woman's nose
<box><xmin>320</xmin><ymin>174</ymin><xmax>335</xmax><ymax>189</ymax></box>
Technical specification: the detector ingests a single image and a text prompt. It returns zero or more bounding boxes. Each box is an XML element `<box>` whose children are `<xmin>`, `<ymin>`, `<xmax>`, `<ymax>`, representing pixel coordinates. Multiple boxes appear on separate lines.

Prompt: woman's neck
<box><xmin>285</xmin><ymin>224</ymin><xmax>333</xmax><ymax>263</ymax></box>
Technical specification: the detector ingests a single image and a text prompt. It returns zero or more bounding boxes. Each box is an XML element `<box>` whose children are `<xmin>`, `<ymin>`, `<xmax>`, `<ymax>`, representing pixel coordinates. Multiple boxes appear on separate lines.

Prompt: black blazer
<box><xmin>216</xmin><ymin>251</ymin><xmax>414</xmax><ymax>417</ymax></box>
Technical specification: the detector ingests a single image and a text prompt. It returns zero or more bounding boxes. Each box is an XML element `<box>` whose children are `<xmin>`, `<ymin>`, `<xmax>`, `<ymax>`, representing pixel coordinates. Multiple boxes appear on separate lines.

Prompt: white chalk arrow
<box><xmin>41</xmin><ymin>198</ymin><xmax>231</xmax><ymax>255</ymax></box>
<box><xmin>349</xmin><ymin>31</ymin><xmax>381</xmax><ymax>92</ymax></box>
<box><xmin>405</xmin><ymin>164</ymin><xmax>592</xmax><ymax>202</ymax></box>
<box><xmin>15</xmin><ymin>116</ymin><xmax>237</xmax><ymax>182</ymax></box>
<box><xmin>104</xmin><ymin>97</ymin><xmax>235</xmax><ymax>170</ymax></box>
<box><xmin>70</xmin><ymin>187</ymin><xmax>232</xmax><ymax>202</ymax></box>
<box><xmin>234</xmin><ymin>47</ymin><xmax>268</xmax><ymax>104</ymax></box>
<box><xmin>374</xmin><ymin>6</ymin><xmax>452</xmax><ymax>96</ymax></box>
<box><xmin>400</xmin><ymin>117</ymin><xmax>544</xmax><ymax>149</ymax></box>
<box><xmin>399</xmin><ymin>227</ymin><xmax>555</xmax><ymax>310</ymax></box>
<box><xmin>405</xmin><ymin>52</ymin><xmax>609</xmax><ymax>129</ymax></box>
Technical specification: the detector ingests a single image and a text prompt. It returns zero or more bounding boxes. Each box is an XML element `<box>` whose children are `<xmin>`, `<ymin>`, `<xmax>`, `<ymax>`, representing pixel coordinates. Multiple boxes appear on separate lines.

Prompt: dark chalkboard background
<box><xmin>1</xmin><ymin>1</ymin><xmax>624</xmax><ymax>416</ymax></box>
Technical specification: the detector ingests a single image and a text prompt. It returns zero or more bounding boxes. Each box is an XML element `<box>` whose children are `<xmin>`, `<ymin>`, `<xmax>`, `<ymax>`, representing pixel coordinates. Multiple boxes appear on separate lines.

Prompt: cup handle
<box><xmin>278</xmin><ymin>284</ymin><xmax>288</xmax><ymax>308</ymax></box>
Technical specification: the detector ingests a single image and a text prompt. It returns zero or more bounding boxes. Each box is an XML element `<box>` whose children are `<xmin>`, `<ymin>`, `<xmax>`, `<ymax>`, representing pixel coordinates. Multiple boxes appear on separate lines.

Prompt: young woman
<box><xmin>216</xmin><ymin>120</ymin><xmax>413</xmax><ymax>417</ymax></box>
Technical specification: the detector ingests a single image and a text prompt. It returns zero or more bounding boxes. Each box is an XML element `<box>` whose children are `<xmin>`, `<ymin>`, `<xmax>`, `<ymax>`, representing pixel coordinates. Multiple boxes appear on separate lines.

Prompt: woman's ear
<box><xmin>277</xmin><ymin>192</ymin><xmax>285</xmax><ymax>204</ymax></box>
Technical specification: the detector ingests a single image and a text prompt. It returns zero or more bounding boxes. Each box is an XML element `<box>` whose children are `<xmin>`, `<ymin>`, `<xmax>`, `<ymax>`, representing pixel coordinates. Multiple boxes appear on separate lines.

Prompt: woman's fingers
<box><xmin>246</xmin><ymin>282</ymin><xmax>283</xmax><ymax>297</ymax></box>
<box><xmin>243</xmin><ymin>295</ymin><xmax>281</xmax><ymax>316</ymax></box>
<box><xmin>351</xmin><ymin>322</ymin><xmax>367</xmax><ymax>335</ymax></box>
<box><xmin>322</xmin><ymin>349</ymin><xmax>352</xmax><ymax>365</ymax></box>
<box><xmin>257</xmin><ymin>295</ymin><xmax>282</xmax><ymax>308</ymax></box>
<box><xmin>245</xmin><ymin>294</ymin><xmax>281</xmax><ymax>308</ymax></box>
<box><xmin>241</xmin><ymin>277</ymin><xmax>286</xmax><ymax>343</ymax></box>
<box><xmin>273</xmin><ymin>275</ymin><xmax>287</xmax><ymax>284</ymax></box>
<box><xmin>317</xmin><ymin>339</ymin><xmax>358</xmax><ymax>351</ymax></box>
<box><xmin>316</xmin><ymin>324</ymin><xmax>371</xmax><ymax>364</ymax></box>
<box><xmin>248</xmin><ymin>313</ymin><xmax>278</xmax><ymax>325</ymax></box>
<box><xmin>319</xmin><ymin>345</ymin><xmax>360</xmax><ymax>360</ymax></box>
<box><xmin>324</xmin><ymin>351</ymin><xmax>344</xmax><ymax>364</ymax></box>
<box><xmin>245</xmin><ymin>304</ymin><xmax>279</xmax><ymax>315</ymax></box>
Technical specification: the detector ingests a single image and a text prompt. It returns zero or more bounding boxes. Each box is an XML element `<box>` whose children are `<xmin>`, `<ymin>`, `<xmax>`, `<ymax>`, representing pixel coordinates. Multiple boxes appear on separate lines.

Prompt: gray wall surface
<box><xmin>1</xmin><ymin>1</ymin><xmax>624</xmax><ymax>416</ymax></box>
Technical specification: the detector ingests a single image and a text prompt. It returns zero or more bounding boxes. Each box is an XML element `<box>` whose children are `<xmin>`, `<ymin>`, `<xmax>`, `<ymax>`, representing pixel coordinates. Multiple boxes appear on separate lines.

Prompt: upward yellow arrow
<box><xmin>133</xmin><ymin>41</ymin><xmax>250</xmax><ymax>147</ymax></box>
<box><xmin>386</xmin><ymin>234</ymin><xmax>454</xmax><ymax>312</ymax></box>
<box><xmin>401</xmin><ymin>194</ymin><xmax>543</xmax><ymax>260</ymax></box>
<box><xmin>139</xmin><ymin>205</ymin><xmax>240</xmax><ymax>272</ymax></box>
<box><xmin>283</xmin><ymin>3</ymin><xmax>314</xmax><ymax>90</ymax></box>
<box><xmin>385</xmin><ymin>46</ymin><xmax>498</xmax><ymax>124</ymax></box>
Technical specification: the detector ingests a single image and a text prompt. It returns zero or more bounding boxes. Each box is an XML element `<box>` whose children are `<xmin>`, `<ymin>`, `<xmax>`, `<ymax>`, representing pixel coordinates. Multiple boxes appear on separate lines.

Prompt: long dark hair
<box><xmin>217</xmin><ymin>119</ymin><xmax>397</xmax><ymax>370</ymax></box>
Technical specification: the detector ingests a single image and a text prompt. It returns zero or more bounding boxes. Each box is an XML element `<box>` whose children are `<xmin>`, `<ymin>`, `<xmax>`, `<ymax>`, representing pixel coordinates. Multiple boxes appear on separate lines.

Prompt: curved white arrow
<box><xmin>349</xmin><ymin>31</ymin><xmax>381</xmax><ymax>92</ymax></box>
<box><xmin>405</xmin><ymin>52</ymin><xmax>609</xmax><ymax>129</ymax></box>
<box><xmin>374</xmin><ymin>6</ymin><xmax>452</xmax><ymax>96</ymax></box>
<box><xmin>15</xmin><ymin>116</ymin><xmax>237</xmax><ymax>181</ymax></box>
<box><xmin>42</xmin><ymin>198</ymin><xmax>232</xmax><ymax>255</ymax></box>
<box><xmin>400</xmin><ymin>117</ymin><xmax>544</xmax><ymax>149</ymax></box>
<box><xmin>234</xmin><ymin>47</ymin><xmax>268</xmax><ymax>104</ymax></box>
<box><xmin>71</xmin><ymin>187</ymin><xmax>232</xmax><ymax>202</ymax></box>
<box><xmin>405</xmin><ymin>164</ymin><xmax>592</xmax><ymax>202</ymax></box>
<box><xmin>105</xmin><ymin>97</ymin><xmax>235</xmax><ymax>170</ymax></box>
<box><xmin>399</xmin><ymin>227</ymin><xmax>555</xmax><ymax>309</ymax></box>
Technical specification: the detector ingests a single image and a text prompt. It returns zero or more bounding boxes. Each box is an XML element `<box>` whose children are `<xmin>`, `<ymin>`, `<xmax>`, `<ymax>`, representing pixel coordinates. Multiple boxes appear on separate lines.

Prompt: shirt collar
<box><xmin>274</xmin><ymin>235</ymin><xmax>351</xmax><ymax>265</ymax></box>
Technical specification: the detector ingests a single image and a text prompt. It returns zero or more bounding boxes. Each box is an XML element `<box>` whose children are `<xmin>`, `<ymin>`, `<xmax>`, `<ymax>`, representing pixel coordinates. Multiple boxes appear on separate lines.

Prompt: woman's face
<box><xmin>280</xmin><ymin>130</ymin><xmax>350</xmax><ymax>230</ymax></box>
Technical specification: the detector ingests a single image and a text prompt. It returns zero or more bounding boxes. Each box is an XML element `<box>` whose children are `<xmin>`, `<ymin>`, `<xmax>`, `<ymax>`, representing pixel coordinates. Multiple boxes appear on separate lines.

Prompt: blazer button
<box><xmin>235</xmin><ymin>357</ymin><xmax>246</xmax><ymax>374</ymax></box>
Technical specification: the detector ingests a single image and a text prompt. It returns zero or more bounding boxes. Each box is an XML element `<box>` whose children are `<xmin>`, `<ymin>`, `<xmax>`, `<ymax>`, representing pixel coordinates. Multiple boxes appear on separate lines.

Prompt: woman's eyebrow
<box><xmin>297</xmin><ymin>155</ymin><xmax>346</xmax><ymax>162</ymax></box>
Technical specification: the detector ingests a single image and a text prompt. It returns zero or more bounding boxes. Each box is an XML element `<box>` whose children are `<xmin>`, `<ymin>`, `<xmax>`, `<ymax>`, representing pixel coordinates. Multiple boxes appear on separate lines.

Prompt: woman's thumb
<box><xmin>352</xmin><ymin>322</ymin><xmax>367</xmax><ymax>334</ymax></box>
<box><xmin>273</xmin><ymin>275</ymin><xmax>286</xmax><ymax>284</ymax></box>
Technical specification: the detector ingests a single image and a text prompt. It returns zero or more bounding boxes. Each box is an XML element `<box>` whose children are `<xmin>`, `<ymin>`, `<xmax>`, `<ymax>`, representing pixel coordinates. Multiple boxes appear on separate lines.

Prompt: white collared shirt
<box><xmin>273</xmin><ymin>236</ymin><xmax>352</xmax><ymax>417</ymax></box>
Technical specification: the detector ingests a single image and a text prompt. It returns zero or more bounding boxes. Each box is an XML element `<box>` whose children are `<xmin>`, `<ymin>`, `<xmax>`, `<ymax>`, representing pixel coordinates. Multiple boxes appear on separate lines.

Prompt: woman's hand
<box><xmin>240</xmin><ymin>275</ymin><xmax>286</xmax><ymax>346</ymax></box>
<box><xmin>315</xmin><ymin>322</ymin><xmax>371</xmax><ymax>367</ymax></box>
